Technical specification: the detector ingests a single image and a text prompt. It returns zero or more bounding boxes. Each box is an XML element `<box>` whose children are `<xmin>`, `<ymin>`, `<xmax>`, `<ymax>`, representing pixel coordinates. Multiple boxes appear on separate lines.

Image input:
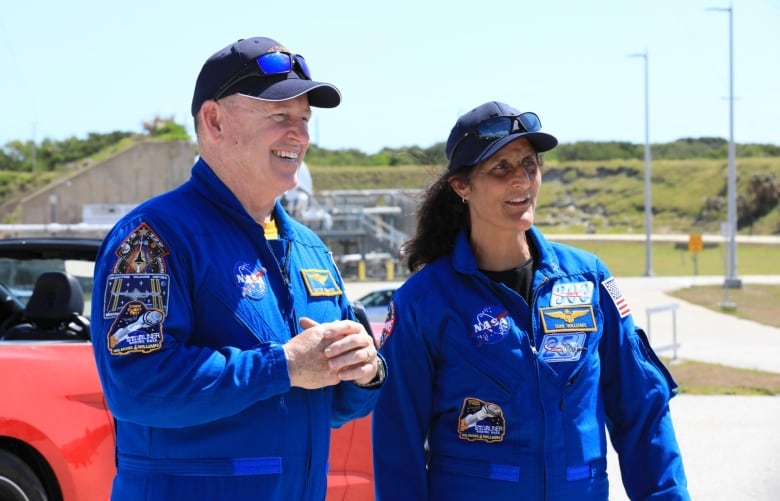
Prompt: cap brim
<box><xmin>238</xmin><ymin>77</ymin><xmax>341</xmax><ymax>108</ymax></box>
<box><xmin>472</xmin><ymin>131</ymin><xmax>558</xmax><ymax>165</ymax></box>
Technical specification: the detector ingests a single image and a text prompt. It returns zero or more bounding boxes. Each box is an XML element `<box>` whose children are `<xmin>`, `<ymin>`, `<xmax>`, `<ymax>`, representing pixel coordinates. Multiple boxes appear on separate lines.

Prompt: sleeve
<box><xmin>330</xmin><ymin>354</ymin><xmax>385</xmax><ymax>428</ymax></box>
<box><xmin>597</xmin><ymin>271</ymin><xmax>690</xmax><ymax>500</ymax></box>
<box><xmin>328</xmin><ymin>261</ymin><xmax>383</xmax><ymax>427</ymax></box>
<box><xmin>372</xmin><ymin>294</ymin><xmax>434</xmax><ymax>500</ymax></box>
<box><xmin>90</xmin><ymin>217</ymin><xmax>292</xmax><ymax>428</ymax></box>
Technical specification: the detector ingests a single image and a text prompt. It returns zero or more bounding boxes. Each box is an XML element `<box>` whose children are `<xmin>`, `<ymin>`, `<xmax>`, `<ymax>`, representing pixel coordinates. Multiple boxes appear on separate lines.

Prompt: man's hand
<box><xmin>283</xmin><ymin>317</ymin><xmax>378</xmax><ymax>389</ymax></box>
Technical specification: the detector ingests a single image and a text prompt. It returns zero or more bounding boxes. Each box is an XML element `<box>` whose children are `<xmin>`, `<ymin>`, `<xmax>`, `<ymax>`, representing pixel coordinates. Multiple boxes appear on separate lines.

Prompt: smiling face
<box><xmin>449</xmin><ymin>137</ymin><xmax>541</xmax><ymax>245</ymax></box>
<box><xmin>198</xmin><ymin>93</ymin><xmax>312</xmax><ymax>220</ymax></box>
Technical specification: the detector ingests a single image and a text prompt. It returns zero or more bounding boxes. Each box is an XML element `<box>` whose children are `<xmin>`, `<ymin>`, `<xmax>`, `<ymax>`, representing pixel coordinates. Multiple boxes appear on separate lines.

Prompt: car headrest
<box><xmin>24</xmin><ymin>272</ymin><xmax>84</xmax><ymax>328</ymax></box>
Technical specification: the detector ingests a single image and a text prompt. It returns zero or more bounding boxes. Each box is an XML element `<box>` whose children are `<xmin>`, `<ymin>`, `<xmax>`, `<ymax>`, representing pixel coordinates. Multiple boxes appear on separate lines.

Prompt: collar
<box><xmin>189</xmin><ymin>158</ymin><xmax>300</xmax><ymax>240</ymax></box>
<box><xmin>452</xmin><ymin>226</ymin><xmax>561</xmax><ymax>278</ymax></box>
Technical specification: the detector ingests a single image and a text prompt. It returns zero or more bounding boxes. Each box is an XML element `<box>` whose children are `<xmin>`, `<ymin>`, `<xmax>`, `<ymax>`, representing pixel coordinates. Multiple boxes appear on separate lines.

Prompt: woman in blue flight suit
<box><xmin>372</xmin><ymin>101</ymin><xmax>689</xmax><ymax>500</ymax></box>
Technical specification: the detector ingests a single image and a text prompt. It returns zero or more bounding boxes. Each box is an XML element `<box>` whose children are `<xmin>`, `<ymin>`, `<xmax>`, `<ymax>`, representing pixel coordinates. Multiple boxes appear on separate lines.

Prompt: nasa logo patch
<box><xmin>234</xmin><ymin>261</ymin><xmax>268</xmax><ymax>300</ymax></box>
<box><xmin>470</xmin><ymin>305</ymin><xmax>510</xmax><ymax>346</ymax></box>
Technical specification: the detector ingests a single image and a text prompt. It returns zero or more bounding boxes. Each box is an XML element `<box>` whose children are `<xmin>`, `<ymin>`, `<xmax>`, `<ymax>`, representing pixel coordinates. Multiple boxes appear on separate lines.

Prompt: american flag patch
<box><xmin>602</xmin><ymin>277</ymin><xmax>631</xmax><ymax>318</ymax></box>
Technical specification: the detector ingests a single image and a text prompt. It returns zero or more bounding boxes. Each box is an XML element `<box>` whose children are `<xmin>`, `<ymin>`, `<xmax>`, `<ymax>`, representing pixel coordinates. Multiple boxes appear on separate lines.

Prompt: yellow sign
<box><xmin>688</xmin><ymin>233</ymin><xmax>703</xmax><ymax>253</ymax></box>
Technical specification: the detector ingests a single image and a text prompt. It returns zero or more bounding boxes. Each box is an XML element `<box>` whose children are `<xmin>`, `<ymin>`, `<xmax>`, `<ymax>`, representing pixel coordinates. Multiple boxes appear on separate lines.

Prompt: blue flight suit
<box><xmin>91</xmin><ymin>158</ymin><xmax>379</xmax><ymax>500</ymax></box>
<box><xmin>373</xmin><ymin>228</ymin><xmax>689</xmax><ymax>500</ymax></box>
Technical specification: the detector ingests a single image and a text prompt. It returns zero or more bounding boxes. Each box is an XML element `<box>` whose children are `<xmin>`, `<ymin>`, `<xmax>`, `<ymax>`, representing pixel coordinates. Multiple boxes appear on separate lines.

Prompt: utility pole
<box><xmin>628</xmin><ymin>49</ymin><xmax>653</xmax><ymax>276</ymax></box>
<box><xmin>708</xmin><ymin>1</ymin><xmax>741</xmax><ymax>290</ymax></box>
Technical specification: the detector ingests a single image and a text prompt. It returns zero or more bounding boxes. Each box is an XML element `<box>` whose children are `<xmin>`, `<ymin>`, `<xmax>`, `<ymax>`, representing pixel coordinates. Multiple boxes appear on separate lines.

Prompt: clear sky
<box><xmin>1</xmin><ymin>0</ymin><xmax>778</xmax><ymax>154</ymax></box>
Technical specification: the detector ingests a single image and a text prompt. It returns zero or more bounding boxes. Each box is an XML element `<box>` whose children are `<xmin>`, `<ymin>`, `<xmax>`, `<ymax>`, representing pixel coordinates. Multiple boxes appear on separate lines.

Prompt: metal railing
<box><xmin>646</xmin><ymin>303</ymin><xmax>680</xmax><ymax>361</ymax></box>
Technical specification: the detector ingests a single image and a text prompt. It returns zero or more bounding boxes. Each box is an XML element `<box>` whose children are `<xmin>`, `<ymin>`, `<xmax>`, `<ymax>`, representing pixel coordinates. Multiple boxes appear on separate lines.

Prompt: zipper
<box><xmin>530</xmin><ymin>276</ymin><xmax>547</xmax><ymax>499</ymax></box>
<box><xmin>528</xmin><ymin>276</ymin><xmax>549</xmax><ymax>353</ymax></box>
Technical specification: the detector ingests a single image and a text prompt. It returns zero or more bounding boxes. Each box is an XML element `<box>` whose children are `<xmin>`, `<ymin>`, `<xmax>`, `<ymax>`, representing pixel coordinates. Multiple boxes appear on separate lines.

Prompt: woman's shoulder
<box><xmin>544</xmin><ymin>239</ymin><xmax>609</xmax><ymax>277</ymax></box>
<box><xmin>393</xmin><ymin>257</ymin><xmax>457</xmax><ymax>302</ymax></box>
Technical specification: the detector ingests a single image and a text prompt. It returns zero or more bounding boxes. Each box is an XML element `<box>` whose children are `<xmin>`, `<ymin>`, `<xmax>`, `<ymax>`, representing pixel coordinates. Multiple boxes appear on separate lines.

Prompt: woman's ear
<box><xmin>448</xmin><ymin>175</ymin><xmax>469</xmax><ymax>200</ymax></box>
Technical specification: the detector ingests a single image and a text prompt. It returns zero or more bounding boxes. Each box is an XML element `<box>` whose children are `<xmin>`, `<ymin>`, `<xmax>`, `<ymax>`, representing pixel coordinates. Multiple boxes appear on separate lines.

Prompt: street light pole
<box><xmin>709</xmin><ymin>1</ymin><xmax>741</xmax><ymax>289</ymax></box>
<box><xmin>629</xmin><ymin>49</ymin><xmax>653</xmax><ymax>276</ymax></box>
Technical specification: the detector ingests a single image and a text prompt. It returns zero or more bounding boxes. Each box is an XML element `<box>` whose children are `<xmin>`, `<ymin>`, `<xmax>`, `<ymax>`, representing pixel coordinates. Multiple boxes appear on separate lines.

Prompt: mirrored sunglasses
<box><xmin>213</xmin><ymin>51</ymin><xmax>312</xmax><ymax>101</ymax></box>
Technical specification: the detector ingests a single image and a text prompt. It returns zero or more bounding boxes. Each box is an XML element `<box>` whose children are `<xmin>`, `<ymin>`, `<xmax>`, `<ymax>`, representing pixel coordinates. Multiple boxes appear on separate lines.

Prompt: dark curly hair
<box><xmin>402</xmin><ymin>169</ymin><xmax>471</xmax><ymax>272</ymax></box>
<box><xmin>402</xmin><ymin>152</ymin><xmax>544</xmax><ymax>272</ymax></box>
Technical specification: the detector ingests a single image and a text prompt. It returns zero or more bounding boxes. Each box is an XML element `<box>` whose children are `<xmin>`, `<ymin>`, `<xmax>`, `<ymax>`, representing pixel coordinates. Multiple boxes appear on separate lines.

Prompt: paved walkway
<box><xmin>346</xmin><ymin>275</ymin><xmax>780</xmax><ymax>374</ymax></box>
<box><xmin>607</xmin><ymin>394</ymin><xmax>780</xmax><ymax>500</ymax></box>
<box><xmin>615</xmin><ymin>275</ymin><xmax>780</xmax><ymax>374</ymax></box>
<box><xmin>344</xmin><ymin>275</ymin><xmax>780</xmax><ymax>500</ymax></box>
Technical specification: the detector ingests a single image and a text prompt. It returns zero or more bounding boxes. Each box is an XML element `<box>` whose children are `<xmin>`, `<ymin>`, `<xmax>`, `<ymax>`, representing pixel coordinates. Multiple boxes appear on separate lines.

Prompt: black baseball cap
<box><xmin>191</xmin><ymin>36</ymin><xmax>341</xmax><ymax>116</ymax></box>
<box><xmin>446</xmin><ymin>101</ymin><xmax>558</xmax><ymax>172</ymax></box>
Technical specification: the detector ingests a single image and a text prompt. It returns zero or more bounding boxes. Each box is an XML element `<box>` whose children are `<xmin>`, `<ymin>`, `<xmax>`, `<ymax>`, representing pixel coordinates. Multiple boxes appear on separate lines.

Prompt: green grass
<box><xmin>309</xmin><ymin>157</ymin><xmax>780</xmax><ymax>235</ymax></box>
<box><xmin>549</xmin><ymin>238</ymin><xmax>780</xmax><ymax>277</ymax></box>
<box><xmin>666</xmin><ymin>284</ymin><xmax>780</xmax><ymax>328</ymax></box>
<box><xmin>659</xmin><ymin>282</ymin><xmax>780</xmax><ymax>395</ymax></box>
<box><xmin>663</xmin><ymin>357</ymin><xmax>780</xmax><ymax>396</ymax></box>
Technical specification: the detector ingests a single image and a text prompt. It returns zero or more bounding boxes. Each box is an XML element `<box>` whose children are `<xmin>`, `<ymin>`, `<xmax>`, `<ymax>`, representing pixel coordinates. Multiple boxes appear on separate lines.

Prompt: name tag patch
<box><xmin>540</xmin><ymin>306</ymin><xmax>597</xmax><ymax>333</ymax></box>
<box><xmin>301</xmin><ymin>269</ymin><xmax>343</xmax><ymax>297</ymax></box>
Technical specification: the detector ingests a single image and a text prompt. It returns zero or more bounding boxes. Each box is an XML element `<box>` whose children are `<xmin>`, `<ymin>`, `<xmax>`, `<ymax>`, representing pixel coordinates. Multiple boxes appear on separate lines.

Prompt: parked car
<box><xmin>354</xmin><ymin>286</ymin><xmax>397</xmax><ymax>323</ymax></box>
<box><xmin>0</xmin><ymin>237</ymin><xmax>113</xmax><ymax>501</ymax></box>
<box><xmin>0</xmin><ymin>236</ymin><xmax>378</xmax><ymax>501</ymax></box>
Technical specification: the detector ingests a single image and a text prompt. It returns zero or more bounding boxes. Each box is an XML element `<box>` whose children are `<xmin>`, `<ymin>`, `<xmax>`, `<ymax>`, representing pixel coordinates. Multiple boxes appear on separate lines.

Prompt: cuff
<box><xmin>353</xmin><ymin>354</ymin><xmax>386</xmax><ymax>389</ymax></box>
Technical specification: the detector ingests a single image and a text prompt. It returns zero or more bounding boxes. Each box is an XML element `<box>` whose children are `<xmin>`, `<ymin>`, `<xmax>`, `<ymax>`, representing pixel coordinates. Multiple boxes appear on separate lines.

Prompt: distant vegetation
<box><xmin>306</xmin><ymin>137</ymin><xmax>780</xmax><ymax>166</ymax></box>
<box><xmin>1</xmin><ymin>119</ymin><xmax>779</xmax><ymax>234</ymax></box>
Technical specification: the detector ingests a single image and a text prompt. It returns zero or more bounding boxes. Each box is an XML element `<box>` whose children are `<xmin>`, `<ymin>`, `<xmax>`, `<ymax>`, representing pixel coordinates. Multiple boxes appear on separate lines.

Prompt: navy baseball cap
<box><xmin>446</xmin><ymin>101</ymin><xmax>558</xmax><ymax>172</ymax></box>
<box><xmin>191</xmin><ymin>37</ymin><xmax>341</xmax><ymax>116</ymax></box>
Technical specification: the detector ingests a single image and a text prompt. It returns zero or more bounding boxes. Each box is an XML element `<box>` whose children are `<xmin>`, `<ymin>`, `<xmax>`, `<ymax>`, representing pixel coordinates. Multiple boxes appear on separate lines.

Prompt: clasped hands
<box><xmin>284</xmin><ymin>317</ymin><xmax>379</xmax><ymax>389</ymax></box>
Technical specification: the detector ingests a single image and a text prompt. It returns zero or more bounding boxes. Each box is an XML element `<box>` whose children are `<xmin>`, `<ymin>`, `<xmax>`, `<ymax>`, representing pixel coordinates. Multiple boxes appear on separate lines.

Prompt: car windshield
<box><xmin>359</xmin><ymin>289</ymin><xmax>394</xmax><ymax>307</ymax></box>
<box><xmin>0</xmin><ymin>257</ymin><xmax>95</xmax><ymax>317</ymax></box>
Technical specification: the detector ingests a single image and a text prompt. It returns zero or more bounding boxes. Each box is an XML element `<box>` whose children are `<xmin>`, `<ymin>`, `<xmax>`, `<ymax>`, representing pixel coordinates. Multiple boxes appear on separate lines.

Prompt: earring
<box><xmin>462</xmin><ymin>197</ymin><xmax>468</xmax><ymax>204</ymax></box>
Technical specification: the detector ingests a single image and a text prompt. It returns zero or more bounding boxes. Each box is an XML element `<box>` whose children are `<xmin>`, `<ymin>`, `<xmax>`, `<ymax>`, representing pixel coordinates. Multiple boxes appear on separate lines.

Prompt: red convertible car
<box><xmin>0</xmin><ymin>237</ymin><xmax>376</xmax><ymax>501</ymax></box>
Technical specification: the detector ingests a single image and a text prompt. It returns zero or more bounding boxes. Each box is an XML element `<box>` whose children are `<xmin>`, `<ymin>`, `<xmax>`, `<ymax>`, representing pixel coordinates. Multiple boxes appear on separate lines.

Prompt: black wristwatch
<box><xmin>354</xmin><ymin>356</ymin><xmax>386</xmax><ymax>389</ymax></box>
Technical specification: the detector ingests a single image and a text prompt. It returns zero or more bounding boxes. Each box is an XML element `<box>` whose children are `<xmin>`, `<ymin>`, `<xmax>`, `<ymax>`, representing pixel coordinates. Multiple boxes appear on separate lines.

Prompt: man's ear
<box><xmin>198</xmin><ymin>100</ymin><xmax>223</xmax><ymax>138</ymax></box>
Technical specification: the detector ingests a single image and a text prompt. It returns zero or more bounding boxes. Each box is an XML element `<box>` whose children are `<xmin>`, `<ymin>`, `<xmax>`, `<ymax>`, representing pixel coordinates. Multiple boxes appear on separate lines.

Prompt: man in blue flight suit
<box><xmin>91</xmin><ymin>36</ymin><xmax>385</xmax><ymax>500</ymax></box>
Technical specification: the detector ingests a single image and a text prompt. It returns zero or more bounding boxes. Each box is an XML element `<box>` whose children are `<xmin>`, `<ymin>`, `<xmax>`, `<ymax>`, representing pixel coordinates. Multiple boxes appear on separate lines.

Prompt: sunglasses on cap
<box><xmin>213</xmin><ymin>51</ymin><xmax>312</xmax><ymax>101</ymax></box>
<box><xmin>451</xmin><ymin>112</ymin><xmax>543</xmax><ymax>161</ymax></box>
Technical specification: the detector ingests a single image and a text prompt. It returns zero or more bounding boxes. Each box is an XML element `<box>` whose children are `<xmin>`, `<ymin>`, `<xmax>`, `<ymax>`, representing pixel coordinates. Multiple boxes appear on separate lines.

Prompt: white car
<box><xmin>354</xmin><ymin>287</ymin><xmax>396</xmax><ymax>323</ymax></box>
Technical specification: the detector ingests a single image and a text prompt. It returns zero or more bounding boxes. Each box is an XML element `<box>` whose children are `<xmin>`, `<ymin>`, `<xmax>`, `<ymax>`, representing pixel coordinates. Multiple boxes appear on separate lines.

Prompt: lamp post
<box><xmin>629</xmin><ymin>49</ymin><xmax>653</xmax><ymax>277</ymax></box>
<box><xmin>708</xmin><ymin>1</ymin><xmax>741</xmax><ymax>289</ymax></box>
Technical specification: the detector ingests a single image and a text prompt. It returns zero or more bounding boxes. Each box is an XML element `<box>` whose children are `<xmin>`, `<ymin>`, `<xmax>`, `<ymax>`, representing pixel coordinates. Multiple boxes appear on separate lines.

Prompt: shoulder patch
<box><xmin>103</xmin><ymin>273</ymin><xmax>169</xmax><ymax>318</ymax></box>
<box><xmin>107</xmin><ymin>301</ymin><xmax>164</xmax><ymax>355</ymax></box>
<box><xmin>111</xmin><ymin>222</ymin><xmax>169</xmax><ymax>274</ymax></box>
<box><xmin>602</xmin><ymin>277</ymin><xmax>631</xmax><ymax>318</ymax></box>
<box><xmin>377</xmin><ymin>300</ymin><xmax>396</xmax><ymax>349</ymax></box>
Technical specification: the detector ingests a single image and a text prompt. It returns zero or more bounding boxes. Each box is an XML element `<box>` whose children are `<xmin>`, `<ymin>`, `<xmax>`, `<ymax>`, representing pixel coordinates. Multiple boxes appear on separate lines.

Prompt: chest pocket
<box><xmin>440</xmin><ymin>312</ymin><xmax>533</xmax><ymax>397</ymax></box>
<box><xmin>196</xmin><ymin>263</ymin><xmax>290</xmax><ymax>347</ymax></box>
<box><xmin>535</xmin><ymin>302</ymin><xmax>602</xmax><ymax>388</ymax></box>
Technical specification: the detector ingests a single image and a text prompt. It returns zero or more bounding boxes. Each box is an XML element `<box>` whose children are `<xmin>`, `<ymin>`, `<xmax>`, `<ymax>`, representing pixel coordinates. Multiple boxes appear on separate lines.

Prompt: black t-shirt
<box><xmin>478</xmin><ymin>240</ymin><xmax>537</xmax><ymax>303</ymax></box>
